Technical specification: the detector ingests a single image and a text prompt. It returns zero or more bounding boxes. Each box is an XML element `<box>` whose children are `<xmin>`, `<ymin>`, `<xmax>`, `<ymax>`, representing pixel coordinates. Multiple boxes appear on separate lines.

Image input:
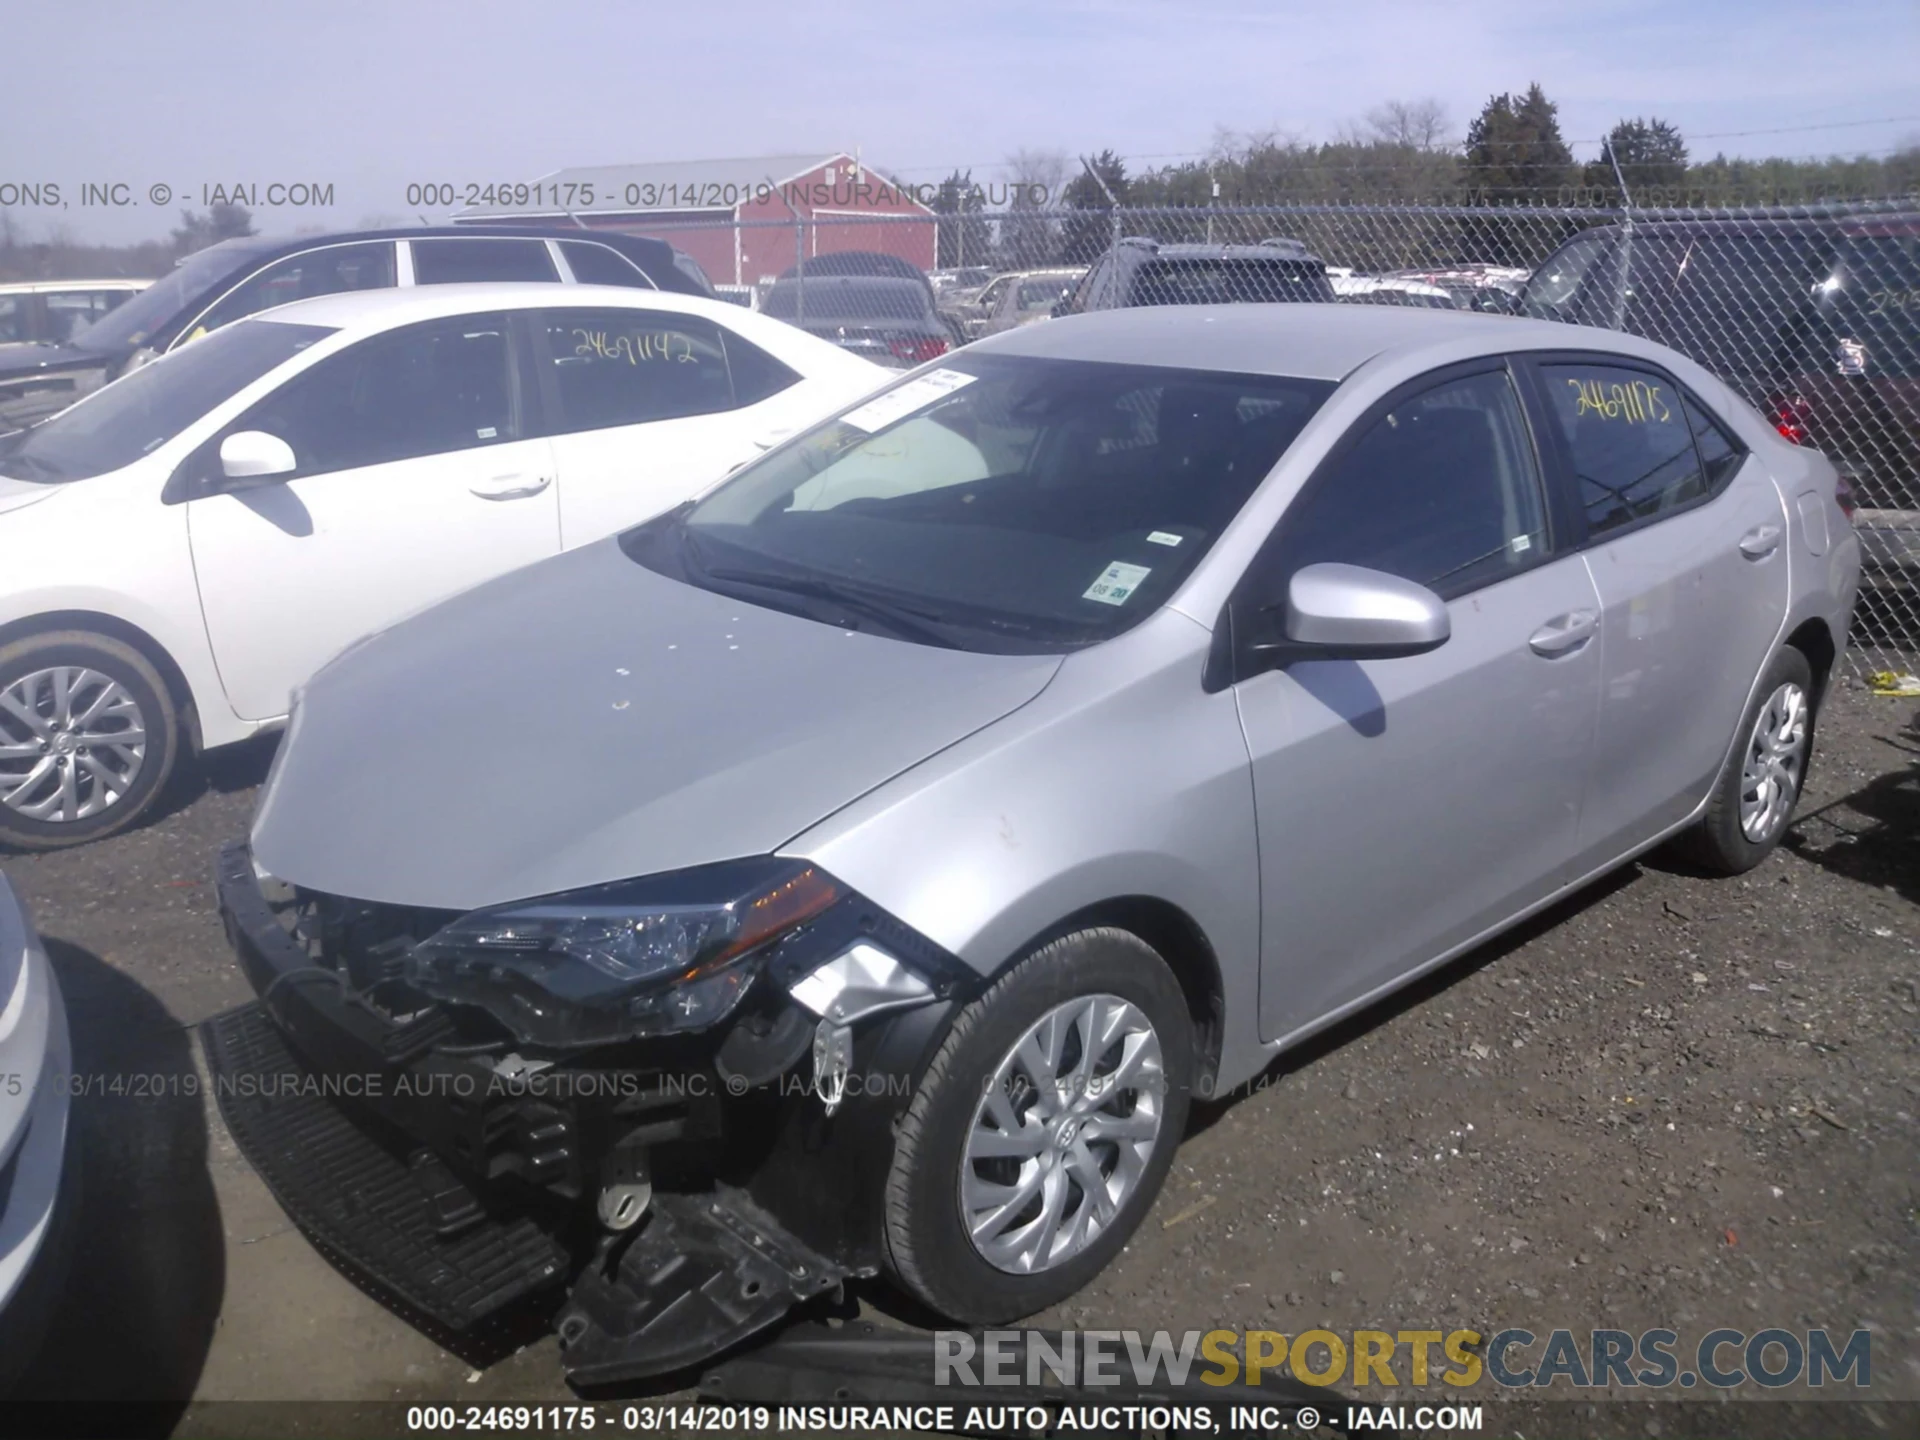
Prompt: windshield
<box><xmin>1523</xmin><ymin>230</ymin><xmax>1615</xmax><ymax>317</ymax></box>
<box><xmin>0</xmin><ymin>318</ymin><xmax>333</xmax><ymax>482</ymax></box>
<box><xmin>630</xmin><ymin>354</ymin><xmax>1334</xmax><ymax>652</ymax></box>
<box><xmin>68</xmin><ymin>241</ymin><xmax>271</xmax><ymax>353</ymax></box>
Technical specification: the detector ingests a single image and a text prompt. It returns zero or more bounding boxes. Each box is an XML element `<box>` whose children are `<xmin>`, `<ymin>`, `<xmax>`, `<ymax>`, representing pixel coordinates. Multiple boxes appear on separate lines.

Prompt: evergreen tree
<box><xmin>1464</xmin><ymin>84</ymin><xmax>1577</xmax><ymax>204</ymax></box>
<box><xmin>1584</xmin><ymin>118</ymin><xmax>1690</xmax><ymax>202</ymax></box>
<box><xmin>1060</xmin><ymin>150</ymin><xmax>1128</xmax><ymax>265</ymax></box>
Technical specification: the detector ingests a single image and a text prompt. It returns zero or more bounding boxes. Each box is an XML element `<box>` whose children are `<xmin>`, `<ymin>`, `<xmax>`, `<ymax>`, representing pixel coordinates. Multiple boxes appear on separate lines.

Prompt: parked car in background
<box><xmin>711</xmin><ymin>284</ymin><xmax>758</xmax><ymax>309</ymax></box>
<box><xmin>1770</xmin><ymin>214</ymin><xmax>1920</xmax><ymax>508</ymax></box>
<box><xmin>0</xmin><ymin>284</ymin><xmax>881</xmax><ymax>848</ymax></box>
<box><xmin>0</xmin><ymin>869</ymin><xmax>73</xmax><ymax>1393</ymax></box>
<box><xmin>1772</xmin><ymin>215</ymin><xmax>1920</xmax><ymax>621</ymax></box>
<box><xmin>1331</xmin><ymin>274</ymin><xmax>1457</xmax><ymax>308</ymax></box>
<box><xmin>954</xmin><ymin>267</ymin><xmax>1087</xmax><ymax>340</ymax></box>
<box><xmin>761</xmin><ymin>275</ymin><xmax>956</xmax><ymax>368</ymax></box>
<box><xmin>779</xmin><ymin>251</ymin><xmax>938</xmax><ymax>300</ymax></box>
<box><xmin>1519</xmin><ymin>216</ymin><xmax>1841</xmax><ymax>395</ymax></box>
<box><xmin>1056</xmin><ymin>236</ymin><xmax>1336</xmax><ymax>314</ymax></box>
<box><xmin>1387</xmin><ymin>264</ymin><xmax>1529</xmax><ymax>312</ymax></box>
<box><xmin>0</xmin><ymin>280</ymin><xmax>150</xmax><ymax>347</ymax></box>
<box><xmin>930</xmin><ymin>266</ymin><xmax>993</xmax><ymax>298</ymax></box>
<box><xmin>0</xmin><ymin>227</ymin><xmax>711</xmax><ymax>433</ymax></box>
<box><xmin>207</xmin><ymin>306</ymin><xmax>1853</xmax><ymax>1387</ymax></box>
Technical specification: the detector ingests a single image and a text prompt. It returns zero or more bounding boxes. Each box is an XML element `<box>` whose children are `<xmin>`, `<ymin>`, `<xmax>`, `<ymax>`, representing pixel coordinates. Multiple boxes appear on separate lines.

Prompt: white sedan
<box><xmin>0</xmin><ymin>284</ymin><xmax>884</xmax><ymax>848</ymax></box>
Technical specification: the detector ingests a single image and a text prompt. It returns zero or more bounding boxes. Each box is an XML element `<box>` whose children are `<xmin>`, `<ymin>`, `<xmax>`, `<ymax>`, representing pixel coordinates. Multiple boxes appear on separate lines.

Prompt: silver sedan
<box><xmin>226</xmin><ymin>305</ymin><xmax>1859</xmax><ymax>1374</ymax></box>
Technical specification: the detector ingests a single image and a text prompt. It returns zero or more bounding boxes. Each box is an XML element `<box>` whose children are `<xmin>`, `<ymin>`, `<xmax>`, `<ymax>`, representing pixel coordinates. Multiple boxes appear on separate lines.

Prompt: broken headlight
<box><xmin>405</xmin><ymin>858</ymin><xmax>839</xmax><ymax>1048</ymax></box>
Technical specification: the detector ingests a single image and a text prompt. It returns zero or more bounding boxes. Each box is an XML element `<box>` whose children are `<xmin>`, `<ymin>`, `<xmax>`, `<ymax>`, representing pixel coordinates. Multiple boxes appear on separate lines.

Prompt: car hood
<box><xmin>251</xmin><ymin>539</ymin><xmax>1062</xmax><ymax>911</ymax></box>
<box><xmin>0</xmin><ymin>343</ymin><xmax>108</xmax><ymax>379</ymax></box>
<box><xmin>0</xmin><ymin>475</ymin><xmax>65</xmax><ymax>515</ymax></box>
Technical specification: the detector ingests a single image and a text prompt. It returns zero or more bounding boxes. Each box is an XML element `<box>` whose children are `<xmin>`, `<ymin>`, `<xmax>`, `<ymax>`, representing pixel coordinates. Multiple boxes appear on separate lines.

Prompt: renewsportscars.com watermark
<box><xmin>934</xmin><ymin>1326</ymin><xmax>1873</xmax><ymax>1391</ymax></box>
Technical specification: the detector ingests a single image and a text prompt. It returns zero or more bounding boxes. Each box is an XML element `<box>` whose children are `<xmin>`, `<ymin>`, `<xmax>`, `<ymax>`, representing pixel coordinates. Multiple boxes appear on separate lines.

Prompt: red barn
<box><xmin>454</xmin><ymin>153</ymin><xmax>937</xmax><ymax>286</ymax></box>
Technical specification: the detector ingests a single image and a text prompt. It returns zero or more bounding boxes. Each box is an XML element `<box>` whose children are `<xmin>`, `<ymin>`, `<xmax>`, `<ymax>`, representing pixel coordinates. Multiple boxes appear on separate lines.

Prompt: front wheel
<box><xmin>0</xmin><ymin>631</ymin><xmax>181</xmax><ymax>851</ymax></box>
<box><xmin>882</xmin><ymin>928</ymin><xmax>1193</xmax><ymax>1324</ymax></box>
<box><xmin>1679</xmin><ymin>646</ymin><xmax>1815</xmax><ymax>874</ymax></box>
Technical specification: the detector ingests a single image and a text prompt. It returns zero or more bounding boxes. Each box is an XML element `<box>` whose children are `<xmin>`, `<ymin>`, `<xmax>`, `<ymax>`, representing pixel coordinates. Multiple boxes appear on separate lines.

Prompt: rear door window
<box><xmin>1539</xmin><ymin>361</ymin><xmax>1708</xmax><ymax>537</ymax></box>
<box><xmin>411</xmin><ymin>237</ymin><xmax>558</xmax><ymax>285</ymax></box>
<box><xmin>535</xmin><ymin>309</ymin><xmax>791</xmax><ymax>431</ymax></box>
<box><xmin>45</xmin><ymin>289</ymin><xmax>132</xmax><ymax>342</ymax></box>
<box><xmin>559</xmin><ymin>241</ymin><xmax>654</xmax><ymax>288</ymax></box>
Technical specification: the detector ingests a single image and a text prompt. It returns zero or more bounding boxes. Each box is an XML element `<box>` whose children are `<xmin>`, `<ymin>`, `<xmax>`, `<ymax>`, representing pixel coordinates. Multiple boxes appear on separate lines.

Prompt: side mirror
<box><xmin>217</xmin><ymin>430</ymin><xmax>296</xmax><ymax>486</ymax></box>
<box><xmin>1259</xmin><ymin>562</ymin><xmax>1450</xmax><ymax>661</ymax></box>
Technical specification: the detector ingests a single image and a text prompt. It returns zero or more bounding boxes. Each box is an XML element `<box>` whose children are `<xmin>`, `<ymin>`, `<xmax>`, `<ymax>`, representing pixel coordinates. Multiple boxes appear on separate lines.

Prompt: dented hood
<box><xmin>251</xmin><ymin>539</ymin><xmax>1060</xmax><ymax>911</ymax></box>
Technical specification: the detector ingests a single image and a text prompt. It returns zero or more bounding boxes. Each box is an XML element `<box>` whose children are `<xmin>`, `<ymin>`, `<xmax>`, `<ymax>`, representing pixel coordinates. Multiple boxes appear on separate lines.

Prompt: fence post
<box><xmin>794</xmin><ymin>217</ymin><xmax>805</xmax><ymax>326</ymax></box>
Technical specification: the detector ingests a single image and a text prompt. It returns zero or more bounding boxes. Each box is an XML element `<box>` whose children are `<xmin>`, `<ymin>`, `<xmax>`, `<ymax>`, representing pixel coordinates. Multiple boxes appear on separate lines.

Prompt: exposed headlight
<box><xmin>405</xmin><ymin>858</ymin><xmax>840</xmax><ymax>1048</ymax></box>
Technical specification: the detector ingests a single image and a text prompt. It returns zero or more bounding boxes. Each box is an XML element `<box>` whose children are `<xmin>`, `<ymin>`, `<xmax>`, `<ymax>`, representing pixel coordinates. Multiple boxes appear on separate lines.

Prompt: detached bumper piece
<box><xmin>559</xmin><ymin>1186</ymin><xmax>847</xmax><ymax>1386</ymax></box>
<box><xmin>201</xmin><ymin>1001</ymin><xmax>567</xmax><ymax>1331</ymax></box>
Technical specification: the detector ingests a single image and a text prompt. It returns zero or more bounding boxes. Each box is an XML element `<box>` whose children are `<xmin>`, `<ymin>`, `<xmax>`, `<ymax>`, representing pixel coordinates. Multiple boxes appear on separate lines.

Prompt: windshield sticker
<box><xmin>1083</xmin><ymin>561</ymin><xmax>1152</xmax><ymax>606</ymax></box>
<box><xmin>1146</xmin><ymin>530</ymin><xmax>1183</xmax><ymax>547</ymax></box>
<box><xmin>839</xmin><ymin>368</ymin><xmax>977</xmax><ymax>433</ymax></box>
<box><xmin>1564</xmin><ymin>375</ymin><xmax>1672</xmax><ymax>425</ymax></box>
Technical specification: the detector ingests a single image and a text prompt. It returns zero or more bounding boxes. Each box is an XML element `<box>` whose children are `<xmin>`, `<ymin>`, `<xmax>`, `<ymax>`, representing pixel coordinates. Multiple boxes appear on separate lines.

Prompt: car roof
<box><xmin>973</xmin><ymin>303</ymin><xmax>1652</xmax><ymax>380</ymax></box>
<box><xmin>249</xmin><ymin>281</ymin><xmax>740</xmax><ymax>332</ymax></box>
<box><xmin>0</xmin><ymin>278</ymin><xmax>152</xmax><ymax>294</ymax></box>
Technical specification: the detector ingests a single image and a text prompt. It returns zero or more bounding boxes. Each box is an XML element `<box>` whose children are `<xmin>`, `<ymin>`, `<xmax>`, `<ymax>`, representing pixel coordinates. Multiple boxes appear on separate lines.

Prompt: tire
<box><xmin>1679</xmin><ymin>646</ymin><xmax>1816</xmax><ymax>875</ymax></box>
<box><xmin>882</xmin><ymin>928</ymin><xmax>1194</xmax><ymax>1324</ymax></box>
<box><xmin>0</xmin><ymin>631</ymin><xmax>180</xmax><ymax>851</ymax></box>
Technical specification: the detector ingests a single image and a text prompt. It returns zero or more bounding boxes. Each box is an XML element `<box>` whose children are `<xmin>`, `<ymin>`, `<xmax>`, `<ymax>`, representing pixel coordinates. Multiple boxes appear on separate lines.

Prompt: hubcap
<box><xmin>960</xmin><ymin>993</ymin><xmax>1165</xmax><ymax>1275</ymax></box>
<box><xmin>1738</xmin><ymin>681</ymin><xmax>1808</xmax><ymax>843</ymax></box>
<box><xmin>0</xmin><ymin>667</ymin><xmax>147</xmax><ymax>824</ymax></box>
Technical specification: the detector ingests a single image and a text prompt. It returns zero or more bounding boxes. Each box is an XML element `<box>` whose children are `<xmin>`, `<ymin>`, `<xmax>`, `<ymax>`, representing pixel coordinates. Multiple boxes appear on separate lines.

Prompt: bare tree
<box><xmin>1366</xmin><ymin>98</ymin><xmax>1454</xmax><ymax>152</ymax></box>
<box><xmin>1005</xmin><ymin>148</ymin><xmax>1070</xmax><ymax>206</ymax></box>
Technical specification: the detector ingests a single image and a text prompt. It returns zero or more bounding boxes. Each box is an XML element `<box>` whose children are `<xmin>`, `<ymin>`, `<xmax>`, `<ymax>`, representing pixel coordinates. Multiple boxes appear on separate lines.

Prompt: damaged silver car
<box><xmin>207</xmin><ymin>305</ymin><xmax>1858</xmax><ymax>1383</ymax></box>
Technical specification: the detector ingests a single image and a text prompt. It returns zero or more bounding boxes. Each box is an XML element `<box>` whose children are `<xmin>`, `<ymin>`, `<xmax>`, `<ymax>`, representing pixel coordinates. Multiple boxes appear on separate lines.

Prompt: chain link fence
<box><xmin>605</xmin><ymin>199</ymin><xmax>1918</xmax><ymax>679</ymax></box>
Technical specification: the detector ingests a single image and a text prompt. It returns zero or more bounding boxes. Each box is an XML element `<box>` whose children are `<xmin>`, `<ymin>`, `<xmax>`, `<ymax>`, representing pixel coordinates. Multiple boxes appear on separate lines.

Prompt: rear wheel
<box><xmin>882</xmin><ymin>928</ymin><xmax>1193</xmax><ymax>1324</ymax></box>
<box><xmin>1680</xmin><ymin>646</ymin><xmax>1815</xmax><ymax>874</ymax></box>
<box><xmin>0</xmin><ymin>631</ymin><xmax>180</xmax><ymax>850</ymax></box>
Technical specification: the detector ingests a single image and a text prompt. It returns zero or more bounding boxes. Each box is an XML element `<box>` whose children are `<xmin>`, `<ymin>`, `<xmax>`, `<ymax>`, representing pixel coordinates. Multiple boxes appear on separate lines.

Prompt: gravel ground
<box><xmin>2</xmin><ymin>677</ymin><xmax>1914</xmax><ymax>1434</ymax></box>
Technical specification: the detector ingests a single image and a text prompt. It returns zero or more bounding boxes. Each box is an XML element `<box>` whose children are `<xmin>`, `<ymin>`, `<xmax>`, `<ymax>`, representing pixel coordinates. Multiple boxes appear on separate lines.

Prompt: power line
<box><xmin>879</xmin><ymin>114</ymin><xmax>1920</xmax><ymax>178</ymax></box>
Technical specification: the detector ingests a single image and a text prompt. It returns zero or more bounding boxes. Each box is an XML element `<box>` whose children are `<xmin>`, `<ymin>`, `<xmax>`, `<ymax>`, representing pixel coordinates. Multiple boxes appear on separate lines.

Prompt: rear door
<box><xmin>186</xmin><ymin>312</ymin><xmax>558</xmax><ymax>720</ymax></box>
<box><xmin>528</xmin><ymin>306</ymin><xmax>810</xmax><ymax>547</ymax></box>
<box><xmin>1523</xmin><ymin>355</ymin><xmax>1789</xmax><ymax>871</ymax></box>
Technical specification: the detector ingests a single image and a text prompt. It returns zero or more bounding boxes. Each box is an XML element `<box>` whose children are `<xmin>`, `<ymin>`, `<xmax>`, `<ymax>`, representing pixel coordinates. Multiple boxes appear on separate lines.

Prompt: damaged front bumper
<box><xmin>205</xmin><ymin>841</ymin><xmax>969</xmax><ymax>1383</ymax></box>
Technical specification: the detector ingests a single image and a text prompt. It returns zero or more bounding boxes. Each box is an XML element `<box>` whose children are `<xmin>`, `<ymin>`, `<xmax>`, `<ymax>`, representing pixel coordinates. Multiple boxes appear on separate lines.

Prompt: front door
<box><xmin>188</xmin><ymin>311</ymin><xmax>559</xmax><ymax>721</ymax></box>
<box><xmin>1235</xmin><ymin>364</ymin><xmax>1603</xmax><ymax>1042</ymax></box>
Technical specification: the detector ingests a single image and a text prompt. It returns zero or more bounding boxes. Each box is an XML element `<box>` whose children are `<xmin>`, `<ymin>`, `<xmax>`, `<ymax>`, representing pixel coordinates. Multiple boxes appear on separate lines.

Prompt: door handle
<box><xmin>1739</xmin><ymin>524</ymin><xmax>1782</xmax><ymax>559</ymax></box>
<box><xmin>470</xmin><ymin>473</ymin><xmax>551</xmax><ymax>501</ymax></box>
<box><xmin>1528</xmin><ymin>609</ymin><xmax>1597</xmax><ymax>657</ymax></box>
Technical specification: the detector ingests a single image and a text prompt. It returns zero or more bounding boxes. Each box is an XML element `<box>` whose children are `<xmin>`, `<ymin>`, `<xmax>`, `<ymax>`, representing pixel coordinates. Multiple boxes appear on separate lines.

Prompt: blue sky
<box><xmin>4</xmin><ymin>0</ymin><xmax>1916</xmax><ymax>244</ymax></box>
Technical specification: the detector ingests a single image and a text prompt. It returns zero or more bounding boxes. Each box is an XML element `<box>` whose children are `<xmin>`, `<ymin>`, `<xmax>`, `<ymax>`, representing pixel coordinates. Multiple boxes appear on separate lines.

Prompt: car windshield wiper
<box><xmin>699</xmin><ymin>566</ymin><xmax>969</xmax><ymax>650</ymax></box>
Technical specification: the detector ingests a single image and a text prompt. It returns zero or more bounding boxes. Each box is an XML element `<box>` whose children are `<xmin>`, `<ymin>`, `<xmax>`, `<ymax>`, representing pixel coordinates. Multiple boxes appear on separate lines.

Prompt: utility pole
<box><xmin>1079</xmin><ymin>154</ymin><xmax>1121</xmax><ymax>258</ymax></box>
